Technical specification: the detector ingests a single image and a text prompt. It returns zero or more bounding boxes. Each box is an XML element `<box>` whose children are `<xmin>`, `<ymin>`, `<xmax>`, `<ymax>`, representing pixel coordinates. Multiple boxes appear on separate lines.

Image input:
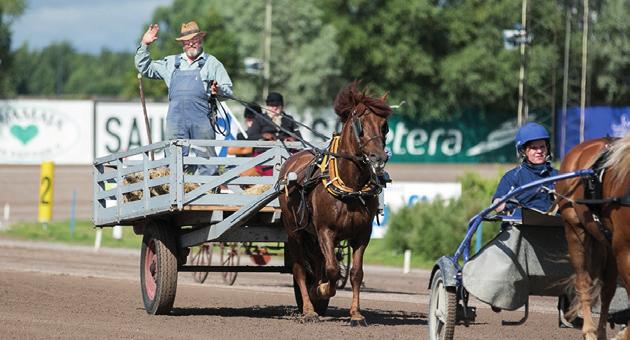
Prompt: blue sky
<box><xmin>11</xmin><ymin>0</ymin><xmax>172</xmax><ymax>54</ymax></box>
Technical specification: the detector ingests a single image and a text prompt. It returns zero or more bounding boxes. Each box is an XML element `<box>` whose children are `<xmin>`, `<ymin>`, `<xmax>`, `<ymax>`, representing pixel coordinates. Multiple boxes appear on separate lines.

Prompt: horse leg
<box><xmin>596</xmin><ymin>251</ymin><xmax>617</xmax><ymax>340</ymax></box>
<box><xmin>349</xmin><ymin>236</ymin><xmax>370</xmax><ymax>327</ymax></box>
<box><xmin>563</xmin><ymin>212</ymin><xmax>599</xmax><ymax>340</ymax></box>
<box><xmin>313</xmin><ymin>229</ymin><xmax>338</xmax><ymax>300</ymax></box>
<box><xmin>288</xmin><ymin>239</ymin><xmax>319</xmax><ymax>322</ymax></box>
<box><xmin>613</xmin><ymin>244</ymin><xmax>630</xmax><ymax>340</ymax></box>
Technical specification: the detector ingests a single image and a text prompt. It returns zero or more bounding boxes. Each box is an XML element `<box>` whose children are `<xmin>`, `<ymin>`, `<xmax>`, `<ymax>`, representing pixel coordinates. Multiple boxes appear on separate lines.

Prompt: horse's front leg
<box><xmin>314</xmin><ymin>229</ymin><xmax>338</xmax><ymax>300</ymax></box>
<box><xmin>349</xmin><ymin>237</ymin><xmax>369</xmax><ymax>327</ymax></box>
<box><xmin>596</xmin><ymin>251</ymin><xmax>616</xmax><ymax>340</ymax></box>
<box><xmin>564</xmin><ymin>215</ymin><xmax>598</xmax><ymax>340</ymax></box>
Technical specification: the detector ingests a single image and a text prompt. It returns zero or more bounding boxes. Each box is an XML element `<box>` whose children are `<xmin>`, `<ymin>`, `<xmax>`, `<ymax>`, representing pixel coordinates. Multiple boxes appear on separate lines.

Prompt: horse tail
<box><xmin>604</xmin><ymin>133</ymin><xmax>630</xmax><ymax>184</ymax></box>
<box><xmin>564</xmin><ymin>274</ymin><xmax>603</xmax><ymax>322</ymax></box>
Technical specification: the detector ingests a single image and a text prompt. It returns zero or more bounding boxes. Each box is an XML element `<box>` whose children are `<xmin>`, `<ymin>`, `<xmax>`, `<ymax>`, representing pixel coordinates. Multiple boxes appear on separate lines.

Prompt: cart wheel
<box><xmin>428</xmin><ymin>269</ymin><xmax>456</xmax><ymax>340</ymax></box>
<box><xmin>335</xmin><ymin>241</ymin><xmax>351</xmax><ymax>289</ymax></box>
<box><xmin>140</xmin><ymin>221</ymin><xmax>178</xmax><ymax>315</ymax></box>
<box><xmin>189</xmin><ymin>243</ymin><xmax>212</xmax><ymax>284</ymax></box>
<box><xmin>293</xmin><ymin>278</ymin><xmax>330</xmax><ymax>316</ymax></box>
<box><xmin>220</xmin><ymin>242</ymin><xmax>241</xmax><ymax>285</ymax></box>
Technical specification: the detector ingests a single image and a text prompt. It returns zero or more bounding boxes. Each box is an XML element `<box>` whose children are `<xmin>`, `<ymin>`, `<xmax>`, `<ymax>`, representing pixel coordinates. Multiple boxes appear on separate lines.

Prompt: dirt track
<box><xmin>0</xmin><ymin>238</ymin><xmax>590</xmax><ymax>339</ymax></box>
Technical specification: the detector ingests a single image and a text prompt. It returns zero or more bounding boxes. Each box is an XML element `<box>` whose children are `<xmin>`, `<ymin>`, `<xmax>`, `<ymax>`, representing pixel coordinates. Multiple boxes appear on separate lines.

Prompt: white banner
<box><xmin>0</xmin><ymin>100</ymin><xmax>93</xmax><ymax>164</ymax></box>
<box><xmin>95</xmin><ymin>101</ymin><xmax>244</xmax><ymax>159</ymax></box>
<box><xmin>372</xmin><ymin>181</ymin><xmax>462</xmax><ymax>238</ymax></box>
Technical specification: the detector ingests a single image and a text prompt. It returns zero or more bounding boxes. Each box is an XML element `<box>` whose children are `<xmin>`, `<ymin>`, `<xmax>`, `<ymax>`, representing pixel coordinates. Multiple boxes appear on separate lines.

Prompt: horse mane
<box><xmin>333</xmin><ymin>81</ymin><xmax>392</xmax><ymax>122</ymax></box>
<box><xmin>604</xmin><ymin>133</ymin><xmax>630</xmax><ymax>184</ymax></box>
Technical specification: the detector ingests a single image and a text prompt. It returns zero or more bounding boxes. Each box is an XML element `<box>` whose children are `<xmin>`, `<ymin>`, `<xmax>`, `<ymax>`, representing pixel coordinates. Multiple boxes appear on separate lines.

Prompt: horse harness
<box><xmin>320</xmin><ymin>135</ymin><xmax>383</xmax><ymax>201</ymax></box>
<box><xmin>576</xmin><ymin>139</ymin><xmax>630</xmax><ymax>242</ymax></box>
<box><xmin>287</xmin><ymin>133</ymin><xmax>389</xmax><ymax>232</ymax></box>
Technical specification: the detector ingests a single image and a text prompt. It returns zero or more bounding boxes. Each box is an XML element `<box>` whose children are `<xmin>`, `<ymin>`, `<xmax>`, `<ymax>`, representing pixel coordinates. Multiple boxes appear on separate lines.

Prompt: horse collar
<box><xmin>320</xmin><ymin>135</ymin><xmax>381</xmax><ymax>200</ymax></box>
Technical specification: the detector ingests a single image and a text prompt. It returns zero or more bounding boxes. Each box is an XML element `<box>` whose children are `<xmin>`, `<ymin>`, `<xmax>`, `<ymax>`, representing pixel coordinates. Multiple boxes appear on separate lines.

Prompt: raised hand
<box><xmin>141</xmin><ymin>24</ymin><xmax>159</xmax><ymax>45</ymax></box>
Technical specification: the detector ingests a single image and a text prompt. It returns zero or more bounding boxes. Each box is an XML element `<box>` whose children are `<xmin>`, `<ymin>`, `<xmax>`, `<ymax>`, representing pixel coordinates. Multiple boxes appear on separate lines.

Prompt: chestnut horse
<box><xmin>279</xmin><ymin>82</ymin><xmax>391</xmax><ymax>325</ymax></box>
<box><xmin>557</xmin><ymin>133</ymin><xmax>630</xmax><ymax>340</ymax></box>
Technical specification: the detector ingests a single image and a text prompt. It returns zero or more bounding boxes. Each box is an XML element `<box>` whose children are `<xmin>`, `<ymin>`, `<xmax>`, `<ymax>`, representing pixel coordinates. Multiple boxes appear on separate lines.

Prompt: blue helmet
<box><xmin>515</xmin><ymin>122</ymin><xmax>550</xmax><ymax>152</ymax></box>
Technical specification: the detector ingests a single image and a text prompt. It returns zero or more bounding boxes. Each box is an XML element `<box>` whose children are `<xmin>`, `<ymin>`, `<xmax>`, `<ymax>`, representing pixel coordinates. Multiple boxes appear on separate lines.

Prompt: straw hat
<box><xmin>175</xmin><ymin>21</ymin><xmax>206</xmax><ymax>41</ymax></box>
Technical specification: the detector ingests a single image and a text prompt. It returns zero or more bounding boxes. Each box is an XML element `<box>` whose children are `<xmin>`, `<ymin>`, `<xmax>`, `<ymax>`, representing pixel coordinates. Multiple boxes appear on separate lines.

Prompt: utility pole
<box><xmin>516</xmin><ymin>0</ymin><xmax>528</xmax><ymax>126</ymax></box>
<box><xmin>262</xmin><ymin>0</ymin><xmax>272</xmax><ymax>99</ymax></box>
<box><xmin>579</xmin><ymin>0</ymin><xmax>589</xmax><ymax>143</ymax></box>
<box><xmin>560</xmin><ymin>1</ymin><xmax>572</xmax><ymax>158</ymax></box>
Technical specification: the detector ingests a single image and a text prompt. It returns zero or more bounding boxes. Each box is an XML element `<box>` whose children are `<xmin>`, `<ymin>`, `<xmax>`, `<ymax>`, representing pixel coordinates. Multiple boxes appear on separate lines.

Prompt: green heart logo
<box><xmin>10</xmin><ymin>124</ymin><xmax>39</xmax><ymax>145</ymax></box>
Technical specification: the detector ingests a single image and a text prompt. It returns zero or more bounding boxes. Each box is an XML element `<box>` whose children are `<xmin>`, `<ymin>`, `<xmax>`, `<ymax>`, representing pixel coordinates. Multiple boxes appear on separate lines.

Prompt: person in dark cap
<box><xmin>246</xmin><ymin>92</ymin><xmax>302</xmax><ymax>175</ymax></box>
<box><xmin>246</xmin><ymin>91</ymin><xmax>301</xmax><ymax>142</ymax></box>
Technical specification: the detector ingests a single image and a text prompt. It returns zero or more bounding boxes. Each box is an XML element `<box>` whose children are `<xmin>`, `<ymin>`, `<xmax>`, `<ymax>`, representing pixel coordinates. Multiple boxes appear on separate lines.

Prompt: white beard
<box><xmin>185</xmin><ymin>47</ymin><xmax>202</xmax><ymax>59</ymax></box>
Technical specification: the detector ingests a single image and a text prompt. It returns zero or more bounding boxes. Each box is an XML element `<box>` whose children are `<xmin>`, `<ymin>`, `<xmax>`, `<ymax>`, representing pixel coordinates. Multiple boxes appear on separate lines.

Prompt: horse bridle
<box><xmin>348</xmin><ymin>108</ymin><xmax>388</xmax><ymax>168</ymax></box>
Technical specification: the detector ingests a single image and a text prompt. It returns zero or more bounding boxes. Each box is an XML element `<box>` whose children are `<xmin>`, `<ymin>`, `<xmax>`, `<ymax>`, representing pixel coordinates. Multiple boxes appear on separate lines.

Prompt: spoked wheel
<box><xmin>293</xmin><ymin>277</ymin><xmax>330</xmax><ymax>316</ymax></box>
<box><xmin>335</xmin><ymin>240</ymin><xmax>351</xmax><ymax>289</ymax></box>
<box><xmin>140</xmin><ymin>221</ymin><xmax>178</xmax><ymax>315</ymax></box>
<box><xmin>189</xmin><ymin>243</ymin><xmax>212</xmax><ymax>284</ymax></box>
<box><xmin>428</xmin><ymin>269</ymin><xmax>457</xmax><ymax>340</ymax></box>
<box><xmin>220</xmin><ymin>242</ymin><xmax>241</xmax><ymax>285</ymax></box>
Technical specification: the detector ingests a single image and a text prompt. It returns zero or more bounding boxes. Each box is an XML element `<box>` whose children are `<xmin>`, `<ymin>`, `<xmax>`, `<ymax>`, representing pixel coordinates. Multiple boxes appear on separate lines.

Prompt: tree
<box><xmin>591</xmin><ymin>0</ymin><xmax>630</xmax><ymax>105</ymax></box>
<box><xmin>0</xmin><ymin>0</ymin><xmax>25</xmax><ymax>97</ymax></box>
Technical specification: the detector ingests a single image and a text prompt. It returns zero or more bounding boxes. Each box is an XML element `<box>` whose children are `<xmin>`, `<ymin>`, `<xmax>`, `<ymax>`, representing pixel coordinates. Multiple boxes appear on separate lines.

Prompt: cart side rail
<box><xmin>93</xmin><ymin>139</ymin><xmax>322</xmax><ymax>227</ymax></box>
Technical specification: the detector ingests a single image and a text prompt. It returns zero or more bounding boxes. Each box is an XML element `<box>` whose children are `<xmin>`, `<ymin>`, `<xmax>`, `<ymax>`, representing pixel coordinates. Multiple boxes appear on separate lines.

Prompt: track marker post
<box><xmin>38</xmin><ymin>161</ymin><xmax>54</xmax><ymax>230</ymax></box>
<box><xmin>69</xmin><ymin>189</ymin><xmax>76</xmax><ymax>238</ymax></box>
<box><xmin>403</xmin><ymin>249</ymin><xmax>412</xmax><ymax>274</ymax></box>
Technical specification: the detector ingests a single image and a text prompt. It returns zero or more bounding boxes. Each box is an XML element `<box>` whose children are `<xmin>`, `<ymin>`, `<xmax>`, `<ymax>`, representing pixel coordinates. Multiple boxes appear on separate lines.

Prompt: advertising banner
<box><xmin>556</xmin><ymin>106</ymin><xmax>630</xmax><ymax>159</ymax></box>
<box><xmin>0</xmin><ymin>100</ymin><xmax>93</xmax><ymax>164</ymax></box>
<box><xmin>297</xmin><ymin>109</ymin><xmax>536</xmax><ymax>163</ymax></box>
<box><xmin>371</xmin><ymin>181</ymin><xmax>462</xmax><ymax>238</ymax></box>
<box><xmin>94</xmin><ymin>101</ymin><xmax>245</xmax><ymax>159</ymax></box>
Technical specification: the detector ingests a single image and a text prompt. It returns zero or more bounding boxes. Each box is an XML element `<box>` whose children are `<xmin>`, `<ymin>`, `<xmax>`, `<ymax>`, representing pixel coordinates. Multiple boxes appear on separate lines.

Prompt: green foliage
<box><xmin>0</xmin><ymin>0</ymin><xmax>25</xmax><ymax>97</ymax></box>
<box><xmin>591</xmin><ymin>0</ymin><xmax>630</xmax><ymax>105</ymax></box>
<box><xmin>0</xmin><ymin>220</ymin><xmax>142</xmax><ymax>249</ymax></box>
<box><xmin>384</xmin><ymin>171</ymin><xmax>503</xmax><ymax>261</ymax></box>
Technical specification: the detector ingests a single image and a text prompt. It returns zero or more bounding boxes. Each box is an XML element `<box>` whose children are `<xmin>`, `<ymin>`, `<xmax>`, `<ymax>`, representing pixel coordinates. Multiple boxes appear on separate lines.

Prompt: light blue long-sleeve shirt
<box><xmin>134</xmin><ymin>44</ymin><xmax>233</xmax><ymax>98</ymax></box>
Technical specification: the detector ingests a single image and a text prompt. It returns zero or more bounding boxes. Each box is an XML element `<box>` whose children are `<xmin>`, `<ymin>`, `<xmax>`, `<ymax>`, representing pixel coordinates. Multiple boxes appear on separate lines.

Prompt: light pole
<box><xmin>262</xmin><ymin>0</ymin><xmax>272</xmax><ymax>99</ymax></box>
<box><xmin>579</xmin><ymin>0</ymin><xmax>589</xmax><ymax>143</ymax></box>
<box><xmin>516</xmin><ymin>0</ymin><xmax>528</xmax><ymax>127</ymax></box>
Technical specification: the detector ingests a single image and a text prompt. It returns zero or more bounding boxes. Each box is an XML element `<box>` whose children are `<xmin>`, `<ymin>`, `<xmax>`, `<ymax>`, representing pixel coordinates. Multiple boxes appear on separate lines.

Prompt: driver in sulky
<box><xmin>492</xmin><ymin>122</ymin><xmax>558</xmax><ymax>218</ymax></box>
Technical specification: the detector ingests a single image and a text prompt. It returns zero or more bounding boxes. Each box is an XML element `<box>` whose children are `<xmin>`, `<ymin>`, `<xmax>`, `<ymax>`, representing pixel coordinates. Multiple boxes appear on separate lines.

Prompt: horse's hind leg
<box><xmin>288</xmin><ymin>238</ymin><xmax>319</xmax><ymax>322</ymax></box>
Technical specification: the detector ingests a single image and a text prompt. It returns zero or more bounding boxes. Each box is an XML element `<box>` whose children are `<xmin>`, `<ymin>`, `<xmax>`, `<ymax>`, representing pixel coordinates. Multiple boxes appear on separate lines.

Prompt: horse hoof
<box><xmin>302</xmin><ymin>313</ymin><xmax>320</xmax><ymax>323</ymax></box>
<box><xmin>350</xmin><ymin>318</ymin><xmax>368</xmax><ymax>327</ymax></box>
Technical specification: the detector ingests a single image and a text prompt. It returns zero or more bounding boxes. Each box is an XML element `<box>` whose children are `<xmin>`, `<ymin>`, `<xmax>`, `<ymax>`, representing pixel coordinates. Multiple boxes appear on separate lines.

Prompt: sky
<box><xmin>10</xmin><ymin>0</ymin><xmax>173</xmax><ymax>54</ymax></box>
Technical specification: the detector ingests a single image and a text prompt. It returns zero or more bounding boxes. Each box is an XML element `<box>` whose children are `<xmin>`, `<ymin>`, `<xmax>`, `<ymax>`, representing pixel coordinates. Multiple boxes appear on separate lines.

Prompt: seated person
<box><xmin>229</xmin><ymin>103</ymin><xmax>261</xmax><ymax>177</ymax></box>
<box><xmin>492</xmin><ymin>122</ymin><xmax>558</xmax><ymax>218</ymax></box>
<box><xmin>246</xmin><ymin>92</ymin><xmax>302</xmax><ymax>176</ymax></box>
<box><xmin>236</xmin><ymin>103</ymin><xmax>260</xmax><ymax>141</ymax></box>
<box><xmin>246</xmin><ymin>92</ymin><xmax>302</xmax><ymax>142</ymax></box>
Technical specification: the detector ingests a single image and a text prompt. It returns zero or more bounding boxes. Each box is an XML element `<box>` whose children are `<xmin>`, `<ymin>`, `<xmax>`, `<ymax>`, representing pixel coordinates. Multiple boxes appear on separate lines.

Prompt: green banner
<box><xmin>385</xmin><ymin>111</ymin><xmax>542</xmax><ymax>163</ymax></box>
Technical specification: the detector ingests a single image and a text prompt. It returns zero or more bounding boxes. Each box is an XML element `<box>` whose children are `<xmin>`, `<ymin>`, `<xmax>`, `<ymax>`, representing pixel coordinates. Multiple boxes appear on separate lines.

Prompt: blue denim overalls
<box><xmin>166</xmin><ymin>56</ymin><xmax>217</xmax><ymax>176</ymax></box>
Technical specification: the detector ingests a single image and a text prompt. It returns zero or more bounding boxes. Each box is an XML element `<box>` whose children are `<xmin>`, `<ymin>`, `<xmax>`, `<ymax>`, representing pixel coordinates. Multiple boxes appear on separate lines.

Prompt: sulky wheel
<box><xmin>220</xmin><ymin>242</ymin><xmax>241</xmax><ymax>285</ymax></box>
<box><xmin>335</xmin><ymin>240</ymin><xmax>351</xmax><ymax>289</ymax></box>
<box><xmin>140</xmin><ymin>220</ymin><xmax>178</xmax><ymax>315</ymax></box>
<box><xmin>189</xmin><ymin>243</ymin><xmax>212</xmax><ymax>284</ymax></box>
<box><xmin>428</xmin><ymin>268</ymin><xmax>457</xmax><ymax>340</ymax></box>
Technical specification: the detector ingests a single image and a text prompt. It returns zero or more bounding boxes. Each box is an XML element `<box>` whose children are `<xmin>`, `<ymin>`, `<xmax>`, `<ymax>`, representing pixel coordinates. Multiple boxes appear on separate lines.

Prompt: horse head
<box><xmin>334</xmin><ymin>82</ymin><xmax>391</xmax><ymax>176</ymax></box>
